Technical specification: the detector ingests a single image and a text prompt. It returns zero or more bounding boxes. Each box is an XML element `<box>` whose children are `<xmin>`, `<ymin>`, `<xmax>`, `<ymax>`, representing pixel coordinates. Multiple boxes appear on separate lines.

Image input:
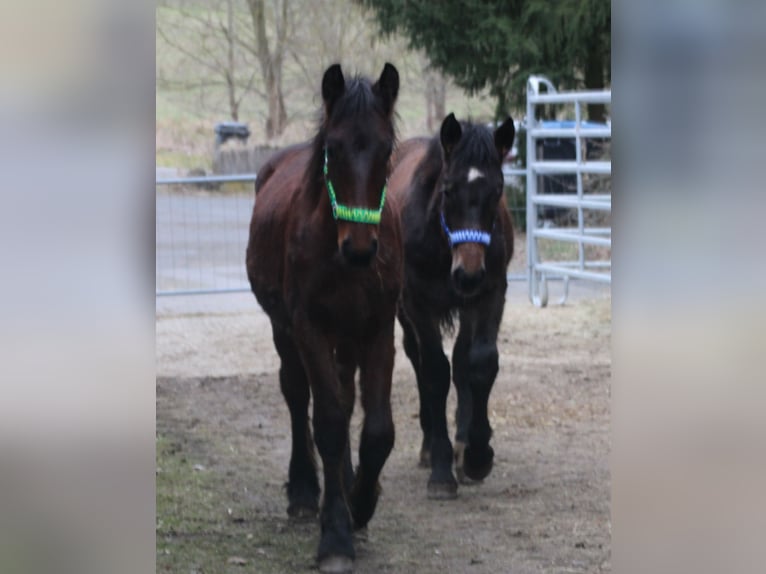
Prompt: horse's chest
<box><xmin>287</xmin><ymin>263</ymin><xmax>392</xmax><ymax>336</ymax></box>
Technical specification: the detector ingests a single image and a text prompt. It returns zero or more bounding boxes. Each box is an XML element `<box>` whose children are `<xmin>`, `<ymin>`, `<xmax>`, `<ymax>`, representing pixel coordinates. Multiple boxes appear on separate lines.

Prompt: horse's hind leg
<box><xmin>350</xmin><ymin>322</ymin><xmax>396</xmax><ymax>528</ymax></box>
<box><xmin>399</xmin><ymin>311</ymin><xmax>432</xmax><ymax>467</ymax></box>
<box><xmin>454</xmin><ymin>286</ymin><xmax>505</xmax><ymax>482</ymax></box>
<box><xmin>272</xmin><ymin>326</ymin><xmax>319</xmax><ymax>518</ymax></box>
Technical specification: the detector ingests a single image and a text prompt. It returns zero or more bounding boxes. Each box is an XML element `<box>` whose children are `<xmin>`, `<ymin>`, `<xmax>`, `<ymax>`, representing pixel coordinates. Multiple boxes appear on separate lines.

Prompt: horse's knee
<box><xmin>360</xmin><ymin>411</ymin><xmax>395</xmax><ymax>459</ymax></box>
<box><xmin>423</xmin><ymin>349</ymin><xmax>450</xmax><ymax>392</ymax></box>
<box><xmin>468</xmin><ymin>343</ymin><xmax>499</xmax><ymax>387</ymax></box>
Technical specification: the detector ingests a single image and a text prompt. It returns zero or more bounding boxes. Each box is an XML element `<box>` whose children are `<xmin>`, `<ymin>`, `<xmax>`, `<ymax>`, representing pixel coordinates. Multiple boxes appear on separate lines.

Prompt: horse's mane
<box><xmin>451</xmin><ymin>121</ymin><xmax>501</xmax><ymax>169</ymax></box>
<box><xmin>423</xmin><ymin>120</ymin><xmax>500</xmax><ymax>215</ymax></box>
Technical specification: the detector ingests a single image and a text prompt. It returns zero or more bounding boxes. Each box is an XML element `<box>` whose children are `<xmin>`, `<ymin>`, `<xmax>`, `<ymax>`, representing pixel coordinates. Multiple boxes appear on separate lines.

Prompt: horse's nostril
<box><xmin>453</xmin><ymin>267</ymin><xmax>485</xmax><ymax>294</ymax></box>
<box><xmin>340</xmin><ymin>237</ymin><xmax>377</xmax><ymax>267</ymax></box>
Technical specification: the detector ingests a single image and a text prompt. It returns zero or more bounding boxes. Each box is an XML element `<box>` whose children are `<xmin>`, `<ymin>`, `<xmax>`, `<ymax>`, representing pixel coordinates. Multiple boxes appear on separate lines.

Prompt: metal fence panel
<box><xmin>155</xmin><ymin>175</ymin><xmax>256</xmax><ymax>296</ymax></box>
<box><xmin>525</xmin><ymin>77</ymin><xmax>612</xmax><ymax>306</ymax></box>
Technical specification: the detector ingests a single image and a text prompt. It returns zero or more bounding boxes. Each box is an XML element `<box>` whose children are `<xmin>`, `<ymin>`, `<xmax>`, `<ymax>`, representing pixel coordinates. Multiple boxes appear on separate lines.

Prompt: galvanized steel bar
<box><xmin>525</xmin><ymin>76</ymin><xmax>611</xmax><ymax>306</ymax></box>
<box><xmin>156</xmin><ymin>174</ymin><xmax>258</xmax><ymax>185</ymax></box>
<box><xmin>530</xmin><ymin>160</ymin><xmax>611</xmax><ymax>175</ymax></box>
<box><xmin>532</xmin><ymin>228</ymin><xmax>612</xmax><ymax>247</ymax></box>
<box><xmin>528</xmin><ymin>91</ymin><xmax>612</xmax><ymax>105</ymax></box>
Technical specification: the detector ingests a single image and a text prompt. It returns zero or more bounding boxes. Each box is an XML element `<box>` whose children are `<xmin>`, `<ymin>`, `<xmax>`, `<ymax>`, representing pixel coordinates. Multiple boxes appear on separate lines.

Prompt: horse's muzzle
<box><xmin>341</xmin><ymin>237</ymin><xmax>378</xmax><ymax>267</ymax></box>
<box><xmin>451</xmin><ymin>243</ymin><xmax>486</xmax><ymax>295</ymax></box>
<box><xmin>452</xmin><ymin>267</ymin><xmax>486</xmax><ymax>295</ymax></box>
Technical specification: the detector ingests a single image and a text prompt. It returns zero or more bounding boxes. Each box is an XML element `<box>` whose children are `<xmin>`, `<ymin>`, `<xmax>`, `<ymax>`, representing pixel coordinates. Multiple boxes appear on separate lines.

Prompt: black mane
<box><xmin>306</xmin><ymin>75</ymin><xmax>395</xmax><ymax>189</ymax></box>
<box><xmin>451</xmin><ymin>122</ymin><xmax>501</xmax><ymax>169</ymax></box>
<box><xmin>421</xmin><ymin>121</ymin><xmax>500</xmax><ymax>217</ymax></box>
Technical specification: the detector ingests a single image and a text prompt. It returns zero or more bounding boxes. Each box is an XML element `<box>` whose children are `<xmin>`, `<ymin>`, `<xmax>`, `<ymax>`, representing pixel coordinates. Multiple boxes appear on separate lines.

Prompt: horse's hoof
<box><xmin>418</xmin><ymin>449</ymin><xmax>431</xmax><ymax>468</ymax></box>
<box><xmin>427</xmin><ymin>479</ymin><xmax>458</xmax><ymax>500</ymax></box>
<box><xmin>287</xmin><ymin>504</ymin><xmax>318</xmax><ymax>520</ymax></box>
<box><xmin>318</xmin><ymin>555</ymin><xmax>354</xmax><ymax>574</ymax></box>
<box><xmin>350</xmin><ymin>481</ymin><xmax>381</xmax><ymax>530</ymax></box>
<box><xmin>454</xmin><ymin>440</ymin><xmax>483</xmax><ymax>485</ymax></box>
<box><xmin>456</xmin><ymin>465</ymin><xmax>484</xmax><ymax>485</ymax></box>
<box><xmin>463</xmin><ymin>445</ymin><xmax>494</xmax><ymax>481</ymax></box>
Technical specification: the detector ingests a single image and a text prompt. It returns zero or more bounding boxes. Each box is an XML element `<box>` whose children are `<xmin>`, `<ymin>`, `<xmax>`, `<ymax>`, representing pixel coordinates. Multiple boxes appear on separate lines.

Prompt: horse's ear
<box><xmin>494</xmin><ymin>116</ymin><xmax>516</xmax><ymax>159</ymax></box>
<box><xmin>322</xmin><ymin>63</ymin><xmax>345</xmax><ymax>116</ymax></box>
<box><xmin>440</xmin><ymin>113</ymin><xmax>462</xmax><ymax>159</ymax></box>
<box><xmin>374</xmin><ymin>62</ymin><xmax>399</xmax><ymax>116</ymax></box>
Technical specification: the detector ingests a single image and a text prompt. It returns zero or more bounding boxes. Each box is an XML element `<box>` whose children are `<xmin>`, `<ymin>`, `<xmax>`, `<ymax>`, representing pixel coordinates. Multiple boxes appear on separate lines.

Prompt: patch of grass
<box><xmin>156</xmin><ymin>434</ymin><xmax>317</xmax><ymax>573</ymax></box>
<box><xmin>537</xmin><ymin>238</ymin><xmax>580</xmax><ymax>262</ymax></box>
<box><xmin>156</xmin><ymin>150</ymin><xmax>212</xmax><ymax>171</ymax></box>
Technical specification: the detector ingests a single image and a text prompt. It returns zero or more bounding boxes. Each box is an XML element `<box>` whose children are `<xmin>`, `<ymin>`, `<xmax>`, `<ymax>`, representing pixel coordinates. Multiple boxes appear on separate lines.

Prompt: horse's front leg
<box><xmin>349</xmin><ymin>320</ymin><xmax>396</xmax><ymax>529</ymax></box>
<box><xmin>272</xmin><ymin>325</ymin><xmax>319</xmax><ymax>518</ymax></box>
<box><xmin>293</xmin><ymin>315</ymin><xmax>355</xmax><ymax>572</ymax></box>
<box><xmin>451</xmin><ymin>325</ymin><xmax>474</xmax><ymax>484</ymax></box>
<box><xmin>454</xmin><ymin>286</ymin><xmax>505</xmax><ymax>482</ymax></box>
<box><xmin>335</xmin><ymin>342</ymin><xmax>357</xmax><ymax>501</ymax></box>
<box><xmin>403</xmin><ymin>302</ymin><xmax>456</xmax><ymax>499</ymax></box>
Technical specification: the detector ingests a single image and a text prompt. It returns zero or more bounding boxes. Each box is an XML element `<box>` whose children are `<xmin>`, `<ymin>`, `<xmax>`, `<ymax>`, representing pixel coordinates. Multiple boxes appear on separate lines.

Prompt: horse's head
<box><xmin>438</xmin><ymin>113</ymin><xmax>515</xmax><ymax>296</ymax></box>
<box><xmin>320</xmin><ymin>63</ymin><xmax>399</xmax><ymax>267</ymax></box>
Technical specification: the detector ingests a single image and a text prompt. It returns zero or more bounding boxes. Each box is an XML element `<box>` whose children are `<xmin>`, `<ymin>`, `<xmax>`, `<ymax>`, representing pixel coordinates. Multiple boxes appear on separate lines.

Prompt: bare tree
<box><xmin>157</xmin><ymin>0</ymin><xmax>258</xmax><ymax>121</ymax></box>
<box><xmin>245</xmin><ymin>0</ymin><xmax>289</xmax><ymax>138</ymax></box>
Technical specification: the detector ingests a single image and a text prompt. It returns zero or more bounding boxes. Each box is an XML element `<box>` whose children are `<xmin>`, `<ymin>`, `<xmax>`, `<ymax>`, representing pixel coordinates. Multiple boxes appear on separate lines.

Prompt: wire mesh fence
<box><xmin>155</xmin><ymin>170</ymin><xmax>533</xmax><ymax>296</ymax></box>
<box><xmin>155</xmin><ymin>175</ymin><xmax>256</xmax><ymax>296</ymax></box>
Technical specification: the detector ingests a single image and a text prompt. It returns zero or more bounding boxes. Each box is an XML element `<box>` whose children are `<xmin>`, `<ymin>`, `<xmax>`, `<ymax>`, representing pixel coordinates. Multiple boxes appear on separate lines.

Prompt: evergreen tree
<box><xmin>358</xmin><ymin>0</ymin><xmax>610</xmax><ymax>120</ymax></box>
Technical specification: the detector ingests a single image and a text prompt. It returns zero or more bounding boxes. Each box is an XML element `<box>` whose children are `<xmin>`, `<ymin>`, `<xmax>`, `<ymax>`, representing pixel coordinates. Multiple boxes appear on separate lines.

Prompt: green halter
<box><xmin>323</xmin><ymin>147</ymin><xmax>387</xmax><ymax>225</ymax></box>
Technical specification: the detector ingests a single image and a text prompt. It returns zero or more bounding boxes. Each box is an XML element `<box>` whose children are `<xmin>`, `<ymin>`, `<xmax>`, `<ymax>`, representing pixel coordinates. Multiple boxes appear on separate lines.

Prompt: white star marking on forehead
<box><xmin>467</xmin><ymin>167</ymin><xmax>484</xmax><ymax>182</ymax></box>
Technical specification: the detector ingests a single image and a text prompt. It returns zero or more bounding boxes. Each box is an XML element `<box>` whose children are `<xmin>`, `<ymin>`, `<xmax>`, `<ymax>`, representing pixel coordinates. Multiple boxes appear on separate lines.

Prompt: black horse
<box><xmin>388</xmin><ymin>113</ymin><xmax>516</xmax><ymax>498</ymax></box>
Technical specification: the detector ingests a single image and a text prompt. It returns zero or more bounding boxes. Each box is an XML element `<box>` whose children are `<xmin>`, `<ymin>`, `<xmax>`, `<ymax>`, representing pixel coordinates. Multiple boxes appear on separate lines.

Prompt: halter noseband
<box><xmin>440</xmin><ymin>212</ymin><xmax>492</xmax><ymax>247</ymax></box>
<box><xmin>323</xmin><ymin>147</ymin><xmax>387</xmax><ymax>225</ymax></box>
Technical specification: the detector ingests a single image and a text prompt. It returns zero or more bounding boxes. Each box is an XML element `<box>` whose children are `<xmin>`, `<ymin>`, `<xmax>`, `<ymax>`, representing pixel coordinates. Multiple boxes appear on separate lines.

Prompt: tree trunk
<box><xmin>433</xmin><ymin>73</ymin><xmax>446</xmax><ymax>125</ymax></box>
<box><xmin>248</xmin><ymin>0</ymin><xmax>289</xmax><ymax>139</ymax></box>
<box><xmin>584</xmin><ymin>38</ymin><xmax>606</xmax><ymax>123</ymax></box>
<box><xmin>226</xmin><ymin>0</ymin><xmax>238</xmax><ymax>121</ymax></box>
<box><xmin>424</xmin><ymin>66</ymin><xmax>446</xmax><ymax>133</ymax></box>
<box><xmin>226</xmin><ymin>71</ymin><xmax>239</xmax><ymax>121</ymax></box>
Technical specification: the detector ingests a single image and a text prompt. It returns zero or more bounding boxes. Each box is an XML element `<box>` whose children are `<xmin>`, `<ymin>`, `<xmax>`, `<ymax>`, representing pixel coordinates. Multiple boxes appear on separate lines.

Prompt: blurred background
<box><xmin>155</xmin><ymin>0</ymin><xmax>610</xmax><ymax>175</ymax></box>
<box><xmin>155</xmin><ymin>0</ymin><xmax>612</xmax><ymax>296</ymax></box>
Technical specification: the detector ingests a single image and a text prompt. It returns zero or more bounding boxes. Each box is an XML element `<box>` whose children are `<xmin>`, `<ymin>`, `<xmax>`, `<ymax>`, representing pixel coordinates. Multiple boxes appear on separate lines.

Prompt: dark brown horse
<box><xmin>246</xmin><ymin>63</ymin><xmax>402</xmax><ymax>572</ymax></box>
<box><xmin>388</xmin><ymin>113</ymin><xmax>516</xmax><ymax>499</ymax></box>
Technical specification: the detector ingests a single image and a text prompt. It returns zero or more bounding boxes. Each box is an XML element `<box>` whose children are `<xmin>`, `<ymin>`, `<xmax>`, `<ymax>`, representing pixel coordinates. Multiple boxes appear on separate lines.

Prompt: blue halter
<box><xmin>440</xmin><ymin>212</ymin><xmax>492</xmax><ymax>247</ymax></box>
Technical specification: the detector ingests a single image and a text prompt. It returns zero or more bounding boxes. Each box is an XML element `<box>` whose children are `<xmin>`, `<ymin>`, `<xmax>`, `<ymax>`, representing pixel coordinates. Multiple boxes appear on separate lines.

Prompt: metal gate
<box><xmin>155</xmin><ymin>173</ymin><xmax>256</xmax><ymax>296</ymax></box>
<box><xmin>524</xmin><ymin>76</ymin><xmax>612</xmax><ymax>306</ymax></box>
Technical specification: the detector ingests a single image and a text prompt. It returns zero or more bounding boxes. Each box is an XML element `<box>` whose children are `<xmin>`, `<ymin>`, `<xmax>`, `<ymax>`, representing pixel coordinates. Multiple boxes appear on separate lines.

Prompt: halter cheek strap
<box><xmin>440</xmin><ymin>212</ymin><xmax>492</xmax><ymax>247</ymax></box>
<box><xmin>323</xmin><ymin>147</ymin><xmax>387</xmax><ymax>225</ymax></box>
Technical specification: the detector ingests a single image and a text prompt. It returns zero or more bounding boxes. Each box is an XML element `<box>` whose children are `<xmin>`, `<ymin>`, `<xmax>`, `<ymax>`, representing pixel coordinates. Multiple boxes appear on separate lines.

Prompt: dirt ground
<box><xmin>156</xmin><ymin>286</ymin><xmax>611</xmax><ymax>573</ymax></box>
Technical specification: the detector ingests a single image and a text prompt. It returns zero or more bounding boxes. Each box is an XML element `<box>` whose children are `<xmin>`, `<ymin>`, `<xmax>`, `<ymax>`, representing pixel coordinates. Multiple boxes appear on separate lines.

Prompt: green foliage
<box><xmin>358</xmin><ymin>0</ymin><xmax>610</xmax><ymax>117</ymax></box>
